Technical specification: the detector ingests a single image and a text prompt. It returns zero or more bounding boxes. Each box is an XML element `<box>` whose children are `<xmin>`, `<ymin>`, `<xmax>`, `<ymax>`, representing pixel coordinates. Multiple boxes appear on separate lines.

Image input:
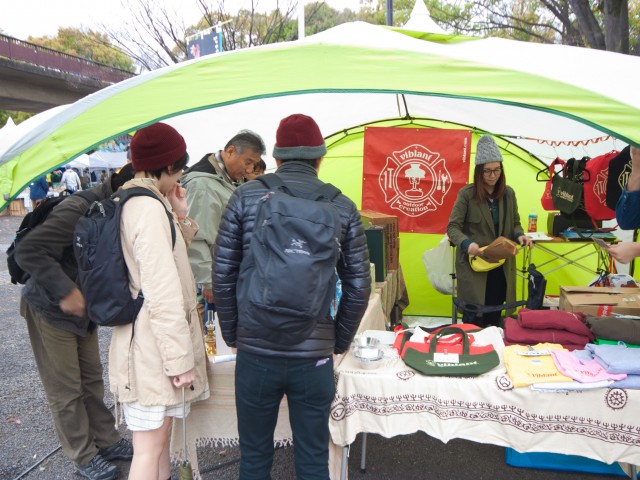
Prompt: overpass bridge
<box><xmin>0</xmin><ymin>34</ymin><xmax>135</xmax><ymax>113</ymax></box>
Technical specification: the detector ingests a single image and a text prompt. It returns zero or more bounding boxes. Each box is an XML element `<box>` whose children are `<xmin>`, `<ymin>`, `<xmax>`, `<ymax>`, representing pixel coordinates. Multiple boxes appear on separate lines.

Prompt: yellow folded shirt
<box><xmin>504</xmin><ymin>343</ymin><xmax>573</xmax><ymax>388</ymax></box>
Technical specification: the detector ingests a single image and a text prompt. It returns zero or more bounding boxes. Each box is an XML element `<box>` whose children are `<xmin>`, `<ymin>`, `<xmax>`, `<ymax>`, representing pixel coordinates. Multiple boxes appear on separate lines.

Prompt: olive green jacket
<box><xmin>446</xmin><ymin>184</ymin><xmax>524</xmax><ymax>311</ymax></box>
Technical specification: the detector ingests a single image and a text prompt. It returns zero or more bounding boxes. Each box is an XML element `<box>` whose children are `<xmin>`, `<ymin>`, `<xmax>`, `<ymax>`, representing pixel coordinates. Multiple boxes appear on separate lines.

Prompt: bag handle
<box><xmin>535</xmin><ymin>157</ymin><xmax>565</xmax><ymax>182</ymax></box>
<box><xmin>429</xmin><ymin>326</ymin><xmax>470</xmax><ymax>354</ymax></box>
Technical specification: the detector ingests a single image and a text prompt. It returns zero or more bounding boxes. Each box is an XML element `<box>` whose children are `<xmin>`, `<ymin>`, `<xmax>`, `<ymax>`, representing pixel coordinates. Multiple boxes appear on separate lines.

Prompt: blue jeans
<box><xmin>235</xmin><ymin>350</ymin><xmax>335</xmax><ymax>480</ymax></box>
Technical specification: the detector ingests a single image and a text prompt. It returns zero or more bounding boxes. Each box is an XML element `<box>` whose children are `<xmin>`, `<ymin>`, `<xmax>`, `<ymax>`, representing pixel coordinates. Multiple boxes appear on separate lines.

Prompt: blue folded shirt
<box><xmin>586</xmin><ymin>343</ymin><xmax>640</xmax><ymax>374</ymax></box>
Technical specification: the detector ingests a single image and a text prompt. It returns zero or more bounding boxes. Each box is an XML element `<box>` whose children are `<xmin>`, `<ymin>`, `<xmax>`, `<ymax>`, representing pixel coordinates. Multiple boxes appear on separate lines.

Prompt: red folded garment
<box><xmin>518</xmin><ymin>309</ymin><xmax>594</xmax><ymax>340</ymax></box>
<box><xmin>503</xmin><ymin>317</ymin><xmax>591</xmax><ymax>350</ymax></box>
<box><xmin>503</xmin><ymin>339</ymin><xmax>586</xmax><ymax>352</ymax></box>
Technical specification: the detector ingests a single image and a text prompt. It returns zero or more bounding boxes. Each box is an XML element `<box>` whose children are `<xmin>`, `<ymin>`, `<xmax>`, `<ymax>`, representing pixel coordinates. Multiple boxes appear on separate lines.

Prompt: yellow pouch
<box><xmin>469</xmin><ymin>247</ymin><xmax>505</xmax><ymax>272</ymax></box>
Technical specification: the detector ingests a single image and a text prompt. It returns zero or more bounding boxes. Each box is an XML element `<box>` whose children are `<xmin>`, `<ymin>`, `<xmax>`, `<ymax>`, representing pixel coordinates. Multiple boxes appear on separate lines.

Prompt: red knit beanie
<box><xmin>272</xmin><ymin>114</ymin><xmax>326</xmax><ymax>160</ymax></box>
<box><xmin>130</xmin><ymin>122</ymin><xmax>187</xmax><ymax>171</ymax></box>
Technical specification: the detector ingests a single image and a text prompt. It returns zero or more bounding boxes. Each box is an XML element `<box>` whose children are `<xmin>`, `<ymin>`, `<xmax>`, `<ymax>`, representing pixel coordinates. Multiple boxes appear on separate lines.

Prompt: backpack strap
<box><xmin>257</xmin><ymin>173</ymin><xmax>341</xmax><ymax>202</ymax></box>
<box><xmin>115</xmin><ymin>187</ymin><xmax>177</xmax><ymax>248</ymax></box>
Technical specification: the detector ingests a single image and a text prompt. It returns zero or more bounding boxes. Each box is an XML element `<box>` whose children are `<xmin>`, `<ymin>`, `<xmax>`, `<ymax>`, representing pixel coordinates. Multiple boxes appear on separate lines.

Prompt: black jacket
<box><xmin>16</xmin><ymin>182</ymin><xmax>112</xmax><ymax>336</ymax></box>
<box><xmin>213</xmin><ymin>161</ymin><xmax>371</xmax><ymax>357</ymax></box>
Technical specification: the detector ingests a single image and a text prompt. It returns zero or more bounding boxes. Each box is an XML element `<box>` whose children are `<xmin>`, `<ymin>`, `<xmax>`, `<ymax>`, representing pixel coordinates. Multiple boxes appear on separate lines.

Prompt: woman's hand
<box><xmin>167</xmin><ymin>183</ymin><xmax>188</xmax><ymax>220</ymax></box>
<box><xmin>518</xmin><ymin>234</ymin><xmax>534</xmax><ymax>249</ymax></box>
<box><xmin>467</xmin><ymin>242</ymin><xmax>483</xmax><ymax>257</ymax></box>
<box><xmin>172</xmin><ymin>369</ymin><xmax>195</xmax><ymax>389</ymax></box>
<box><xmin>608</xmin><ymin>242</ymin><xmax>640</xmax><ymax>264</ymax></box>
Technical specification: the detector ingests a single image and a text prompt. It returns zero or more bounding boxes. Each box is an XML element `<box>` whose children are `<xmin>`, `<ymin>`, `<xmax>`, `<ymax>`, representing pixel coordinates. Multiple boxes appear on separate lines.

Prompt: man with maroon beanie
<box><xmin>214</xmin><ymin>114</ymin><xmax>371</xmax><ymax>479</ymax></box>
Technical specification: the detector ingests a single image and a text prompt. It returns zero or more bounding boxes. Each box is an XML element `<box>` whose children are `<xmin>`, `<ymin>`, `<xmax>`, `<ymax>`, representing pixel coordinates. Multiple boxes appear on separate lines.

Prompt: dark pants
<box><xmin>21</xmin><ymin>298</ymin><xmax>120</xmax><ymax>466</ymax></box>
<box><xmin>235</xmin><ymin>350</ymin><xmax>335</xmax><ymax>480</ymax></box>
<box><xmin>481</xmin><ymin>266</ymin><xmax>507</xmax><ymax>328</ymax></box>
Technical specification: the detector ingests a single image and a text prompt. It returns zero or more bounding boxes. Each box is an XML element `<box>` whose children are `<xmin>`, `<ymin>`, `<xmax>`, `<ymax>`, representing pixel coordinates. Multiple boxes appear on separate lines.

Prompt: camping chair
<box><xmin>451</xmin><ymin>244</ymin><xmax>547</xmax><ymax>324</ymax></box>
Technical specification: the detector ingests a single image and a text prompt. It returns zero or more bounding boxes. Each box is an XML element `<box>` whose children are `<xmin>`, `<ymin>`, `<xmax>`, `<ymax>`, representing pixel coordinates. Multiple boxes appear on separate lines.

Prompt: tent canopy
<box><xmin>0</xmin><ymin>20</ymin><xmax>638</xmax><ymax>207</ymax></box>
<box><xmin>1</xmin><ymin>17</ymin><xmax>637</xmax><ymax>316</ymax></box>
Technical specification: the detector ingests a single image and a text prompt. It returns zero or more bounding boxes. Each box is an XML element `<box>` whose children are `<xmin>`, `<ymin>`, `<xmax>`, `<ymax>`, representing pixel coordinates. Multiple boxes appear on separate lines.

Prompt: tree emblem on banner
<box><xmin>362</xmin><ymin>127</ymin><xmax>471</xmax><ymax>234</ymax></box>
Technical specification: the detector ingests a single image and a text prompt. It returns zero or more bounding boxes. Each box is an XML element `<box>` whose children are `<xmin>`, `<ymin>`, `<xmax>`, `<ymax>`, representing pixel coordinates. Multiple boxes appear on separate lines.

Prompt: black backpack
<box><xmin>237</xmin><ymin>173</ymin><xmax>342</xmax><ymax>344</ymax></box>
<box><xmin>606</xmin><ymin>145</ymin><xmax>631</xmax><ymax>210</ymax></box>
<box><xmin>6</xmin><ymin>191</ymin><xmax>97</xmax><ymax>285</ymax></box>
<box><xmin>73</xmin><ymin>187</ymin><xmax>176</xmax><ymax>327</ymax></box>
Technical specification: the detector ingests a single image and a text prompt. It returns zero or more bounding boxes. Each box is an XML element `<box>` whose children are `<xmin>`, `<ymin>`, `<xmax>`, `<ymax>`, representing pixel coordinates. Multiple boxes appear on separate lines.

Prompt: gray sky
<box><xmin>1</xmin><ymin>0</ymin><xmax>361</xmax><ymax>40</ymax></box>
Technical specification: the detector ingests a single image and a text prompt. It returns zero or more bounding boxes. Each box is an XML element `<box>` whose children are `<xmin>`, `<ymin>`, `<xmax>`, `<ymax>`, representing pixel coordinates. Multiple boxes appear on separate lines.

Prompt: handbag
<box><xmin>398</xmin><ymin>327</ymin><xmax>500</xmax><ymax>376</ymax></box>
<box><xmin>469</xmin><ymin>236</ymin><xmax>518</xmax><ymax>272</ymax></box>
<box><xmin>539</xmin><ymin>158</ymin><xmax>565</xmax><ymax>211</ymax></box>
<box><xmin>583</xmin><ymin>151</ymin><xmax>618</xmax><ymax>220</ymax></box>
<box><xmin>551</xmin><ymin>173</ymin><xmax>583</xmax><ymax>215</ymax></box>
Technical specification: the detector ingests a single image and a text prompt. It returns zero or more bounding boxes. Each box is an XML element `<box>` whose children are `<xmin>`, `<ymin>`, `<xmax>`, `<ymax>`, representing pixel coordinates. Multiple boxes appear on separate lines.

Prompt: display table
<box><xmin>528</xmin><ymin>236</ymin><xmax>613</xmax><ymax>277</ymax></box>
<box><xmin>329</xmin><ymin>350</ymin><xmax>640</xmax><ymax>479</ymax></box>
<box><xmin>170</xmin><ymin>293</ymin><xmax>387</xmax><ymax>479</ymax></box>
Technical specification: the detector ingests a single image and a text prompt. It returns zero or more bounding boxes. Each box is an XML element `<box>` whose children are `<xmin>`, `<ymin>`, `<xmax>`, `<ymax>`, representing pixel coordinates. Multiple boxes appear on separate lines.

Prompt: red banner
<box><xmin>362</xmin><ymin>127</ymin><xmax>471</xmax><ymax>234</ymax></box>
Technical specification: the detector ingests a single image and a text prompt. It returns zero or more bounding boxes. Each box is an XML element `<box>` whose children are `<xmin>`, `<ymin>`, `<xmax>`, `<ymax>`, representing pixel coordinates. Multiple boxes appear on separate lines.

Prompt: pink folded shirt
<box><xmin>551</xmin><ymin>350</ymin><xmax>627</xmax><ymax>383</ymax></box>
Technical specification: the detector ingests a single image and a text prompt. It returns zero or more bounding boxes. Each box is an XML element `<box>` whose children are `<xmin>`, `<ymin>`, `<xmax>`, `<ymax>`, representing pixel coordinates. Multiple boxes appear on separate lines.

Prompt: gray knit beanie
<box><xmin>475</xmin><ymin>135</ymin><xmax>503</xmax><ymax>165</ymax></box>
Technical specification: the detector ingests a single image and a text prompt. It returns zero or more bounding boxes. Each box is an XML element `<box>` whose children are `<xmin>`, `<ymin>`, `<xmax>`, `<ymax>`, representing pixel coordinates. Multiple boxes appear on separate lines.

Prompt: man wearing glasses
<box><xmin>447</xmin><ymin>134</ymin><xmax>533</xmax><ymax>327</ymax></box>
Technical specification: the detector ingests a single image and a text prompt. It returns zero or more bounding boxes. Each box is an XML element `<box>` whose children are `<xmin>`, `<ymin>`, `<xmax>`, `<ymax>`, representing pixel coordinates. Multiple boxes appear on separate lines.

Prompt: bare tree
<box><xmin>102</xmin><ymin>0</ymin><xmax>298</xmax><ymax>71</ymax></box>
<box><xmin>427</xmin><ymin>0</ymin><xmax>635</xmax><ymax>54</ymax></box>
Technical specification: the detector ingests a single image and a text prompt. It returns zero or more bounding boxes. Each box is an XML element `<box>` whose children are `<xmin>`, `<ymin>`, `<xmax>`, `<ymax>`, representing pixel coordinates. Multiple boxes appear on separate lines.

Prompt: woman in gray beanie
<box><xmin>447</xmin><ymin>135</ymin><xmax>533</xmax><ymax>327</ymax></box>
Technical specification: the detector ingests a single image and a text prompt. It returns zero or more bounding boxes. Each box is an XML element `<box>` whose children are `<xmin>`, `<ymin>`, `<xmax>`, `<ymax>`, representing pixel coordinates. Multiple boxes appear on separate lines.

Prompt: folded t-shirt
<box><xmin>504</xmin><ymin>317</ymin><xmax>591</xmax><ymax>350</ymax></box>
<box><xmin>518</xmin><ymin>309</ymin><xmax>593</xmax><ymax>339</ymax></box>
<box><xmin>551</xmin><ymin>350</ymin><xmax>626</xmax><ymax>383</ymax></box>
<box><xmin>586</xmin><ymin>315</ymin><xmax>640</xmax><ymax>345</ymax></box>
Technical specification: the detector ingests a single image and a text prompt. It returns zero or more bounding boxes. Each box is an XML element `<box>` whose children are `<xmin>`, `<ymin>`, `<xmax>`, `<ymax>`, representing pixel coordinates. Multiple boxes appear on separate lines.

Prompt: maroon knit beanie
<box><xmin>130</xmin><ymin>122</ymin><xmax>187</xmax><ymax>171</ymax></box>
<box><xmin>272</xmin><ymin>114</ymin><xmax>327</xmax><ymax>160</ymax></box>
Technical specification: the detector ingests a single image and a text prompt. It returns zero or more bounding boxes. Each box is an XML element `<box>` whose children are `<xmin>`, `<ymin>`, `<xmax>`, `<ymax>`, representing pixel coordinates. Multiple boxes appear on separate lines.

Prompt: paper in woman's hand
<box><xmin>482</xmin><ymin>236</ymin><xmax>519</xmax><ymax>261</ymax></box>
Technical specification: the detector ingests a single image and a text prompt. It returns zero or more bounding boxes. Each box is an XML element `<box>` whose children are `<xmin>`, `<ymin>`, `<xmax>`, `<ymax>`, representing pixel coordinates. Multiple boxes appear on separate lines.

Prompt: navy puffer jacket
<box><xmin>213</xmin><ymin>161</ymin><xmax>371</xmax><ymax>357</ymax></box>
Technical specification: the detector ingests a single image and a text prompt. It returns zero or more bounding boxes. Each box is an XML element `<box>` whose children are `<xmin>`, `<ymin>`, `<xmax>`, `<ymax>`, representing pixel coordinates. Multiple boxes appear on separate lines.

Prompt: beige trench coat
<box><xmin>109</xmin><ymin>180</ymin><xmax>209</xmax><ymax>406</ymax></box>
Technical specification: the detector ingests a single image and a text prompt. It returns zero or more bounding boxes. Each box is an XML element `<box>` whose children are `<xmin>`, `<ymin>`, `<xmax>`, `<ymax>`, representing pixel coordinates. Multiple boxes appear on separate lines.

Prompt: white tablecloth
<box><xmin>329</xmin><ymin>350</ymin><xmax>640</xmax><ymax>468</ymax></box>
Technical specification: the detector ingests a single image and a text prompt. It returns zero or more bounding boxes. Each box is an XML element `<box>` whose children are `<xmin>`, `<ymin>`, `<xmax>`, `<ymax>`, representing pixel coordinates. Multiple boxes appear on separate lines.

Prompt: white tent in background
<box><xmin>67</xmin><ymin>154</ymin><xmax>91</xmax><ymax>170</ymax></box>
<box><xmin>67</xmin><ymin>151</ymin><xmax>126</xmax><ymax>171</ymax></box>
<box><xmin>88</xmin><ymin>150</ymin><xmax>128</xmax><ymax>170</ymax></box>
<box><xmin>402</xmin><ymin>0</ymin><xmax>447</xmax><ymax>34</ymax></box>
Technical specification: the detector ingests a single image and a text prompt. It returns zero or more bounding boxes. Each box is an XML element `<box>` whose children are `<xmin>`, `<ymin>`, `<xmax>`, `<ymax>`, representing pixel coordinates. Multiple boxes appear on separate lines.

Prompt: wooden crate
<box><xmin>9</xmin><ymin>200</ymin><xmax>27</xmax><ymax>216</ymax></box>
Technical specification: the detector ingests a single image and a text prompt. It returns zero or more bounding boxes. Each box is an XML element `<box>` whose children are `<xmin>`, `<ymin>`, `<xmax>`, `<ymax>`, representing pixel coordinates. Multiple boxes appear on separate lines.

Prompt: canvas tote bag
<box><xmin>540</xmin><ymin>158</ymin><xmax>565</xmax><ymax>211</ymax></box>
<box><xmin>398</xmin><ymin>327</ymin><xmax>500</xmax><ymax>377</ymax></box>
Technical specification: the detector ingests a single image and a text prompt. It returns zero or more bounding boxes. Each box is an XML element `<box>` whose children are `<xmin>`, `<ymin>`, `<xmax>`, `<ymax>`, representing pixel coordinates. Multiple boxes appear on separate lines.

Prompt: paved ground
<box><xmin>0</xmin><ymin>214</ymin><xmax>624</xmax><ymax>479</ymax></box>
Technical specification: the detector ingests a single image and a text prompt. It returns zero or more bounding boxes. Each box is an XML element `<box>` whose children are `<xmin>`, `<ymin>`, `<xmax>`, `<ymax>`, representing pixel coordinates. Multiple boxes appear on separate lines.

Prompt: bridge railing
<box><xmin>0</xmin><ymin>33</ymin><xmax>135</xmax><ymax>84</ymax></box>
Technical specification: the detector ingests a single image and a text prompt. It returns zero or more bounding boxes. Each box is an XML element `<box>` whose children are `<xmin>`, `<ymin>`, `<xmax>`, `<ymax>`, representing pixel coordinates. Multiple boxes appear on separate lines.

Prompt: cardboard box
<box><xmin>559</xmin><ymin>286</ymin><xmax>640</xmax><ymax>316</ymax></box>
<box><xmin>359</xmin><ymin>210</ymin><xmax>399</xmax><ymax>270</ymax></box>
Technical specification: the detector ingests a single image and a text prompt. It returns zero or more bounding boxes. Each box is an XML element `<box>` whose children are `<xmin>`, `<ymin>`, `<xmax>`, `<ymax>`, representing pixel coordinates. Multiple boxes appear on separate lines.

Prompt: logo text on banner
<box><xmin>362</xmin><ymin>127</ymin><xmax>471</xmax><ymax>234</ymax></box>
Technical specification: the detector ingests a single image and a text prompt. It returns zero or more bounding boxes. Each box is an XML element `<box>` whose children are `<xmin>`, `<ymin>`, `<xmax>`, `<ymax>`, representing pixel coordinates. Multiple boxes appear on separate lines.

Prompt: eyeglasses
<box><xmin>482</xmin><ymin>167</ymin><xmax>502</xmax><ymax>177</ymax></box>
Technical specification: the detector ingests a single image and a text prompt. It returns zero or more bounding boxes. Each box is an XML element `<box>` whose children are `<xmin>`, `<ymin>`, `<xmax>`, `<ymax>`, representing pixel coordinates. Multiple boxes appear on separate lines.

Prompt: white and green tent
<box><xmin>1</xmin><ymin>19</ymin><xmax>638</xmax><ymax>316</ymax></box>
